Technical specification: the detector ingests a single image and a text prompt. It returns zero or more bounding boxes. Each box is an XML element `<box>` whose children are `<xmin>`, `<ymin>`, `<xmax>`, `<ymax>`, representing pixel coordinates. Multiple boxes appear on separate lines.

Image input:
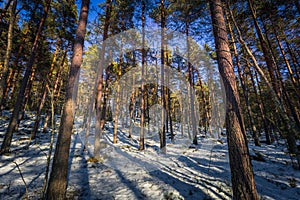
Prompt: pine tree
<box><xmin>209</xmin><ymin>0</ymin><xmax>259</xmax><ymax>199</ymax></box>
<box><xmin>46</xmin><ymin>0</ymin><xmax>90</xmax><ymax>198</ymax></box>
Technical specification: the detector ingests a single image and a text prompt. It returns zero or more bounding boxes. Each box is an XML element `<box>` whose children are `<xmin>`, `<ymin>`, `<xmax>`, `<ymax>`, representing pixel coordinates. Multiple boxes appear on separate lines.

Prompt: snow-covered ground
<box><xmin>0</xmin><ymin>113</ymin><xmax>300</xmax><ymax>199</ymax></box>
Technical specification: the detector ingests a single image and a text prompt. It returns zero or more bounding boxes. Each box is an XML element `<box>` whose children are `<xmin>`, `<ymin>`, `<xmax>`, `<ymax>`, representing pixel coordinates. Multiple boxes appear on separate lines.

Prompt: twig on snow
<box><xmin>12</xmin><ymin>161</ymin><xmax>28</xmax><ymax>199</ymax></box>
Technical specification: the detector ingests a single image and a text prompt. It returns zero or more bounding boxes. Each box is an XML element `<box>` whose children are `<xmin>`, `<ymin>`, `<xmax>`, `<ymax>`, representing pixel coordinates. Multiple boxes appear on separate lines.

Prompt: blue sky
<box><xmin>76</xmin><ymin>0</ymin><xmax>105</xmax><ymax>22</ymax></box>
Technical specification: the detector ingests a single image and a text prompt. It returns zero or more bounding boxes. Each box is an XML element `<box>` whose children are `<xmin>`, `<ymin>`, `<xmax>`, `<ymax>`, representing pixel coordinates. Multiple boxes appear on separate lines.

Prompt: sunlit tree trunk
<box><xmin>184</xmin><ymin>0</ymin><xmax>198</xmax><ymax>144</ymax></box>
<box><xmin>159</xmin><ymin>0</ymin><xmax>166</xmax><ymax>153</ymax></box>
<box><xmin>167</xmin><ymin>88</ymin><xmax>174</xmax><ymax>142</ymax></box>
<box><xmin>210</xmin><ymin>1</ymin><xmax>259</xmax><ymax>199</ymax></box>
<box><xmin>100</xmin><ymin>73</ymin><xmax>110</xmax><ymax>131</ymax></box>
<box><xmin>166</xmin><ymin>53</ymin><xmax>174</xmax><ymax>142</ymax></box>
<box><xmin>139</xmin><ymin>0</ymin><xmax>146</xmax><ymax>150</ymax></box>
<box><xmin>113</xmin><ymin>63</ymin><xmax>122</xmax><ymax>144</ymax></box>
<box><xmin>46</xmin><ymin>0</ymin><xmax>90</xmax><ymax>199</ymax></box>
<box><xmin>128</xmin><ymin>52</ymin><xmax>136</xmax><ymax>138</ymax></box>
<box><xmin>225</xmin><ymin>11</ymin><xmax>260</xmax><ymax>146</ymax></box>
<box><xmin>94</xmin><ymin>0</ymin><xmax>111</xmax><ymax>160</ymax></box>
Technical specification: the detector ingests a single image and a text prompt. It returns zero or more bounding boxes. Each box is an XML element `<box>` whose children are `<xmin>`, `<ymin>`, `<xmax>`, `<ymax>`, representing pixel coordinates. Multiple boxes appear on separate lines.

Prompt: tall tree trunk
<box><xmin>128</xmin><ymin>60</ymin><xmax>136</xmax><ymax>138</ymax></box>
<box><xmin>167</xmin><ymin>88</ymin><xmax>174</xmax><ymax>142</ymax></box>
<box><xmin>113</xmin><ymin>62</ymin><xmax>122</xmax><ymax>144</ymax></box>
<box><xmin>185</xmin><ymin>0</ymin><xmax>198</xmax><ymax>144</ymax></box>
<box><xmin>45</xmin><ymin>0</ymin><xmax>90</xmax><ymax>199</ymax></box>
<box><xmin>166</xmin><ymin>52</ymin><xmax>174</xmax><ymax>142</ymax></box>
<box><xmin>176</xmin><ymin>60</ymin><xmax>183</xmax><ymax>135</ymax></box>
<box><xmin>139</xmin><ymin>0</ymin><xmax>146</xmax><ymax>150</ymax></box>
<box><xmin>94</xmin><ymin>0</ymin><xmax>111</xmax><ymax>160</ymax></box>
<box><xmin>100</xmin><ymin>73</ymin><xmax>110</xmax><ymax>131</ymax></box>
<box><xmin>225</xmin><ymin>11</ymin><xmax>260</xmax><ymax>146</ymax></box>
<box><xmin>210</xmin><ymin>1</ymin><xmax>259</xmax><ymax>199</ymax></box>
<box><xmin>1</xmin><ymin>0</ymin><xmax>52</xmax><ymax>154</ymax></box>
<box><xmin>160</xmin><ymin>0</ymin><xmax>166</xmax><ymax>153</ymax></box>
<box><xmin>113</xmin><ymin>11</ymin><xmax>126</xmax><ymax>144</ymax></box>
<box><xmin>129</xmin><ymin>87</ymin><xmax>135</xmax><ymax>138</ymax></box>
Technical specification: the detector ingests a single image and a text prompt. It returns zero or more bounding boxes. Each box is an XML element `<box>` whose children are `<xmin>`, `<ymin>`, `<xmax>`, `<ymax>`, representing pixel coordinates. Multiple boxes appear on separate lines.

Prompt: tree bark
<box><xmin>185</xmin><ymin>0</ymin><xmax>198</xmax><ymax>144</ymax></box>
<box><xmin>45</xmin><ymin>0</ymin><xmax>90</xmax><ymax>199</ymax></box>
<box><xmin>113</xmin><ymin>62</ymin><xmax>122</xmax><ymax>144</ymax></box>
<box><xmin>166</xmin><ymin>52</ymin><xmax>174</xmax><ymax>142</ymax></box>
<box><xmin>225</xmin><ymin>10</ymin><xmax>260</xmax><ymax>146</ymax></box>
<box><xmin>210</xmin><ymin>1</ymin><xmax>259</xmax><ymax>199</ymax></box>
<box><xmin>94</xmin><ymin>0</ymin><xmax>111</xmax><ymax>160</ymax></box>
<box><xmin>139</xmin><ymin>0</ymin><xmax>146</xmax><ymax>150</ymax></box>
<box><xmin>160</xmin><ymin>0</ymin><xmax>166</xmax><ymax>153</ymax></box>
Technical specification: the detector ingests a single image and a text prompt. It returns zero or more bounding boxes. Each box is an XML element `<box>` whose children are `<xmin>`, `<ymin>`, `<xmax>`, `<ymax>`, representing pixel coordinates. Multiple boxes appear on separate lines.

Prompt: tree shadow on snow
<box><xmin>108</xmin><ymin>145</ymin><xmax>222</xmax><ymax>200</ymax></box>
<box><xmin>67</xmin><ymin>133</ymin><xmax>91</xmax><ymax>199</ymax></box>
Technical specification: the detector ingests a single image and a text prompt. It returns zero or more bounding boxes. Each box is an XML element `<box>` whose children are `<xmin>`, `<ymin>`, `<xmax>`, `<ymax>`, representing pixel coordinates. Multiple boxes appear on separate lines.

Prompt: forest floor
<box><xmin>0</xmin><ymin>112</ymin><xmax>300</xmax><ymax>200</ymax></box>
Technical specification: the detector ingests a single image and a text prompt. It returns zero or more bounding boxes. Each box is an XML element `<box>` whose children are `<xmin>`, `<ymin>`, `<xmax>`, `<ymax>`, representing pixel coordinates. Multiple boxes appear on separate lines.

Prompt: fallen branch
<box><xmin>13</xmin><ymin>161</ymin><xmax>28</xmax><ymax>199</ymax></box>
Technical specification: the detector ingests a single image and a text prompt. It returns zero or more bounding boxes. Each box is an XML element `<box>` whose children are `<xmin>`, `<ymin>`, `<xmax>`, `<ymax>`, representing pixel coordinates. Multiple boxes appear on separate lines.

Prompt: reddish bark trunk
<box><xmin>210</xmin><ymin>1</ymin><xmax>259</xmax><ymax>199</ymax></box>
<box><xmin>46</xmin><ymin>0</ymin><xmax>90</xmax><ymax>199</ymax></box>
